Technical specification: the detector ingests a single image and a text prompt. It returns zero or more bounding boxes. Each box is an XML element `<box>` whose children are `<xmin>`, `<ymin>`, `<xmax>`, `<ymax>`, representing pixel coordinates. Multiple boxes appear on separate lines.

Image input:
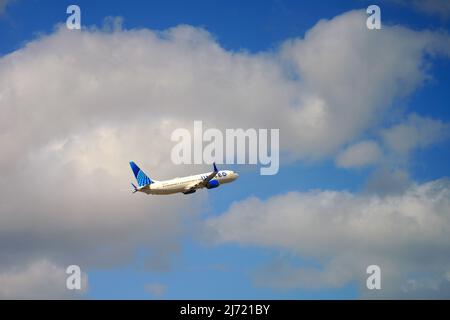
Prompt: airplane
<box><xmin>129</xmin><ymin>161</ymin><xmax>239</xmax><ymax>195</ymax></box>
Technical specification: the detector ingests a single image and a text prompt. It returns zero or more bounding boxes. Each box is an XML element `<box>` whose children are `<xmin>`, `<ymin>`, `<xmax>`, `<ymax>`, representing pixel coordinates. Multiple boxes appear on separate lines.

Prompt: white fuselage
<box><xmin>139</xmin><ymin>170</ymin><xmax>239</xmax><ymax>195</ymax></box>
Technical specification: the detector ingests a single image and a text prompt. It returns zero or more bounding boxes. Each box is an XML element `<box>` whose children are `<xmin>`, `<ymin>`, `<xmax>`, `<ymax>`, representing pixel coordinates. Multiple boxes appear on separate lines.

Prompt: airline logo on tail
<box><xmin>129</xmin><ymin>161</ymin><xmax>154</xmax><ymax>193</ymax></box>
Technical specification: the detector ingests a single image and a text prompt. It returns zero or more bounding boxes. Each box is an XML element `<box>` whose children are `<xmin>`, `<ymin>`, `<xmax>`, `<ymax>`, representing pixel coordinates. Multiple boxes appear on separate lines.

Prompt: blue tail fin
<box><xmin>129</xmin><ymin>161</ymin><xmax>152</xmax><ymax>187</ymax></box>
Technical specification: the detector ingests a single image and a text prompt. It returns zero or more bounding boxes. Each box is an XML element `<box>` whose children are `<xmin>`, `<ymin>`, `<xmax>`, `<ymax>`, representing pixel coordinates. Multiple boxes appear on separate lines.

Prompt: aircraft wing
<box><xmin>184</xmin><ymin>163</ymin><xmax>218</xmax><ymax>192</ymax></box>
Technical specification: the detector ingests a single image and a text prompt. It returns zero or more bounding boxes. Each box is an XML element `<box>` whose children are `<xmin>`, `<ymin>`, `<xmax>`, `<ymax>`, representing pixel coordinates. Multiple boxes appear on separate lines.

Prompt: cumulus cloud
<box><xmin>205</xmin><ymin>179</ymin><xmax>450</xmax><ymax>297</ymax></box>
<box><xmin>364</xmin><ymin>168</ymin><xmax>412</xmax><ymax>196</ymax></box>
<box><xmin>0</xmin><ymin>260</ymin><xmax>87</xmax><ymax>299</ymax></box>
<box><xmin>2</xmin><ymin>10</ymin><xmax>447</xmax><ymax>164</ymax></box>
<box><xmin>279</xmin><ymin>12</ymin><xmax>450</xmax><ymax>159</ymax></box>
<box><xmin>381</xmin><ymin>113</ymin><xmax>450</xmax><ymax>156</ymax></box>
<box><xmin>335</xmin><ymin>140</ymin><xmax>382</xmax><ymax>168</ymax></box>
<box><xmin>334</xmin><ymin>113</ymin><xmax>450</xmax><ymax>177</ymax></box>
<box><xmin>1</xmin><ymin>9</ymin><xmax>450</xmax><ymax>297</ymax></box>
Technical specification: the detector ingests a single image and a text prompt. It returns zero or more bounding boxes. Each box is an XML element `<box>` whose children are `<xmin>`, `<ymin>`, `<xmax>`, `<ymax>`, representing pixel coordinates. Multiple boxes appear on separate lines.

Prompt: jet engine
<box><xmin>206</xmin><ymin>179</ymin><xmax>220</xmax><ymax>189</ymax></box>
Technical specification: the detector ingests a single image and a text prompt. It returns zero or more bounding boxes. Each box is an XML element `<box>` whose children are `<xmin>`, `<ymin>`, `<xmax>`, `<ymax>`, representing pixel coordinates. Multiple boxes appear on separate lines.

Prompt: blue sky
<box><xmin>1</xmin><ymin>0</ymin><xmax>450</xmax><ymax>299</ymax></box>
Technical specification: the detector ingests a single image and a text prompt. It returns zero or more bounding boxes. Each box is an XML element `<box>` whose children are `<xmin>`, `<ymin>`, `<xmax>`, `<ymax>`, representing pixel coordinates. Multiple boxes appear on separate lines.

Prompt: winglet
<box><xmin>213</xmin><ymin>162</ymin><xmax>218</xmax><ymax>173</ymax></box>
<box><xmin>131</xmin><ymin>183</ymin><xmax>138</xmax><ymax>193</ymax></box>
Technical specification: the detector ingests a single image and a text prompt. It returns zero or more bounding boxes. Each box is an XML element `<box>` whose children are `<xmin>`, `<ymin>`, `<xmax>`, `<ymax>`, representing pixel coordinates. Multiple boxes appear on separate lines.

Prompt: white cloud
<box><xmin>364</xmin><ymin>168</ymin><xmax>412</xmax><ymax>196</ymax></box>
<box><xmin>279</xmin><ymin>12</ymin><xmax>450</xmax><ymax>159</ymax></box>
<box><xmin>0</xmin><ymin>260</ymin><xmax>88</xmax><ymax>299</ymax></box>
<box><xmin>334</xmin><ymin>113</ymin><xmax>450</xmax><ymax>175</ymax></box>
<box><xmin>205</xmin><ymin>179</ymin><xmax>450</xmax><ymax>297</ymax></box>
<box><xmin>1</xmin><ymin>10</ymin><xmax>450</xmax><ymax>297</ymax></box>
<box><xmin>381</xmin><ymin>113</ymin><xmax>450</xmax><ymax>155</ymax></box>
<box><xmin>1</xmin><ymin>11</ymin><xmax>449</xmax><ymax>165</ymax></box>
<box><xmin>336</xmin><ymin>140</ymin><xmax>382</xmax><ymax>168</ymax></box>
